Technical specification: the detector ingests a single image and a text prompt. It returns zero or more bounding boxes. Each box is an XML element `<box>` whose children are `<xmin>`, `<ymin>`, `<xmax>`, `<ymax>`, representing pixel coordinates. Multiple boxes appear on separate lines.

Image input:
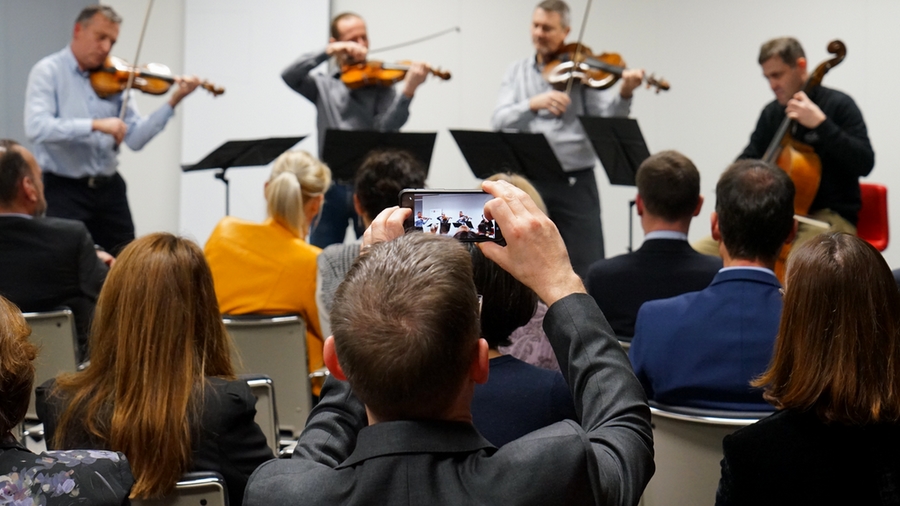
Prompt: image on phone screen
<box><xmin>400</xmin><ymin>190</ymin><xmax>504</xmax><ymax>244</ymax></box>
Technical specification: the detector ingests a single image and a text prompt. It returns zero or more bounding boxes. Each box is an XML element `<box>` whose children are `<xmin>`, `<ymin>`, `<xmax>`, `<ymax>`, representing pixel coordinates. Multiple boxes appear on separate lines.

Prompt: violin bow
<box><xmin>367</xmin><ymin>26</ymin><xmax>461</xmax><ymax>54</ymax></box>
<box><xmin>118</xmin><ymin>0</ymin><xmax>155</xmax><ymax>121</ymax></box>
<box><xmin>565</xmin><ymin>0</ymin><xmax>594</xmax><ymax>96</ymax></box>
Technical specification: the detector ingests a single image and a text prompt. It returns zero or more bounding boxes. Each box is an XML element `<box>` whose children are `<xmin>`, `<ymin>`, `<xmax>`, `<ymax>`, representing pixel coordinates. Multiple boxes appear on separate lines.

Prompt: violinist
<box><xmin>281</xmin><ymin>12</ymin><xmax>432</xmax><ymax>248</ymax></box>
<box><xmin>491</xmin><ymin>0</ymin><xmax>645</xmax><ymax>278</ymax></box>
<box><xmin>694</xmin><ymin>37</ymin><xmax>874</xmax><ymax>257</ymax></box>
<box><xmin>24</xmin><ymin>5</ymin><xmax>201</xmax><ymax>255</ymax></box>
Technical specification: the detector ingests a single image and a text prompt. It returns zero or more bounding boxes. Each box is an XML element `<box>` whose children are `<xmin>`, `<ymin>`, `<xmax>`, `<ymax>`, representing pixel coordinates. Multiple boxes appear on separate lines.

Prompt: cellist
<box><xmin>695</xmin><ymin>37</ymin><xmax>874</xmax><ymax>257</ymax></box>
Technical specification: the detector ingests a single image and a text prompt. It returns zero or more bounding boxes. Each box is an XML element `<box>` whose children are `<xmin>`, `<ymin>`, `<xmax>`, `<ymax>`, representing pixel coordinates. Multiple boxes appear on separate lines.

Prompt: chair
<box><xmin>857</xmin><ymin>182</ymin><xmax>889</xmax><ymax>251</ymax></box>
<box><xmin>131</xmin><ymin>472</ymin><xmax>228</xmax><ymax>506</ymax></box>
<box><xmin>240</xmin><ymin>374</ymin><xmax>279</xmax><ymax>455</ymax></box>
<box><xmin>23</xmin><ymin>309</ymin><xmax>78</xmax><ymax>420</ymax></box>
<box><xmin>640</xmin><ymin>403</ymin><xmax>769</xmax><ymax>506</ymax></box>
<box><xmin>224</xmin><ymin>314</ymin><xmax>311</xmax><ymax>436</ymax></box>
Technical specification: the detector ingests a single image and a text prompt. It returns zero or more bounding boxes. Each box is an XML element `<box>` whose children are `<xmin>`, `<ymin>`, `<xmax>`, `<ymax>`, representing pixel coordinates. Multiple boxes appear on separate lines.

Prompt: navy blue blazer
<box><xmin>630</xmin><ymin>268</ymin><xmax>782</xmax><ymax>411</ymax></box>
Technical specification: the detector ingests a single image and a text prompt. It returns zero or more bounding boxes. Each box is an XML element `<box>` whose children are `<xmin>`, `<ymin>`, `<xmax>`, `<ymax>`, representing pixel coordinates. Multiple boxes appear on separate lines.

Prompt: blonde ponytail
<box><xmin>266</xmin><ymin>150</ymin><xmax>332</xmax><ymax>237</ymax></box>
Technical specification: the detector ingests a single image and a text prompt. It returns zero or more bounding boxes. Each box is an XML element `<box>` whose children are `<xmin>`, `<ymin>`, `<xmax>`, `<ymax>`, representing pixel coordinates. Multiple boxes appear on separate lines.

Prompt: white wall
<box><xmin>100</xmin><ymin>0</ymin><xmax>900</xmax><ymax>268</ymax></box>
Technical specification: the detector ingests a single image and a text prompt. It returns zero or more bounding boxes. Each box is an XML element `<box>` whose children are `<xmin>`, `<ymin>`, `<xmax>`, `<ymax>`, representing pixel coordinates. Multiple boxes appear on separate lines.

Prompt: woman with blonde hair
<box><xmin>204</xmin><ymin>150</ymin><xmax>331</xmax><ymax>393</ymax></box>
<box><xmin>37</xmin><ymin>234</ymin><xmax>273</xmax><ymax>505</ymax></box>
<box><xmin>716</xmin><ymin>233</ymin><xmax>900</xmax><ymax>505</ymax></box>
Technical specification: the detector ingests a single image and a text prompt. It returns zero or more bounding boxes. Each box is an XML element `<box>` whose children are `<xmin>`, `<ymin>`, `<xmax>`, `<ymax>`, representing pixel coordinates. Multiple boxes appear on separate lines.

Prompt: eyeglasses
<box><xmin>477</xmin><ymin>294</ymin><xmax>483</xmax><ymax>316</ymax></box>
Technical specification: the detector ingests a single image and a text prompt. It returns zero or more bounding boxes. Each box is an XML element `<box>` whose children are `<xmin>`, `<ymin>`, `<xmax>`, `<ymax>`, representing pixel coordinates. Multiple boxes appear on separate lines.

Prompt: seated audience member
<box><xmin>484</xmin><ymin>173</ymin><xmax>560</xmax><ymax>372</ymax></box>
<box><xmin>244</xmin><ymin>180</ymin><xmax>654</xmax><ymax>506</ymax></box>
<box><xmin>0</xmin><ymin>295</ymin><xmax>133</xmax><ymax>505</ymax></box>
<box><xmin>0</xmin><ymin>139</ymin><xmax>110</xmax><ymax>362</ymax></box>
<box><xmin>467</xmin><ymin>243</ymin><xmax>577</xmax><ymax>446</ymax></box>
<box><xmin>630</xmin><ymin>160</ymin><xmax>796</xmax><ymax>411</ymax></box>
<box><xmin>37</xmin><ymin>233</ymin><xmax>274</xmax><ymax>505</ymax></box>
<box><xmin>316</xmin><ymin>149</ymin><xmax>426</xmax><ymax>337</ymax></box>
<box><xmin>204</xmin><ymin>150</ymin><xmax>331</xmax><ymax>393</ymax></box>
<box><xmin>586</xmin><ymin>151</ymin><xmax>721</xmax><ymax>338</ymax></box>
<box><xmin>717</xmin><ymin>233</ymin><xmax>900</xmax><ymax>505</ymax></box>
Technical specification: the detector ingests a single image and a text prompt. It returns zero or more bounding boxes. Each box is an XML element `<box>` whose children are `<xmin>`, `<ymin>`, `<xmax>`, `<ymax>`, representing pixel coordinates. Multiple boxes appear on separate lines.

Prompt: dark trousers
<box><xmin>43</xmin><ymin>172</ymin><xmax>135</xmax><ymax>256</ymax></box>
<box><xmin>309</xmin><ymin>182</ymin><xmax>365</xmax><ymax>248</ymax></box>
<box><xmin>532</xmin><ymin>168</ymin><xmax>604</xmax><ymax>279</ymax></box>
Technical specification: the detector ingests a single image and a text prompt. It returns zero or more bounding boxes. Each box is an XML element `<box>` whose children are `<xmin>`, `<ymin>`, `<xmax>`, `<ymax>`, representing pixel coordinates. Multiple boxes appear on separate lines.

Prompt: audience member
<box><xmin>315</xmin><ymin>149</ymin><xmax>425</xmax><ymax>337</ymax></box>
<box><xmin>204</xmin><ymin>150</ymin><xmax>331</xmax><ymax>393</ymax></box>
<box><xmin>586</xmin><ymin>151</ymin><xmax>721</xmax><ymax>338</ymax></box>
<box><xmin>37</xmin><ymin>233</ymin><xmax>273</xmax><ymax>505</ymax></box>
<box><xmin>0</xmin><ymin>139</ymin><xmax>110</xmax><ymax>362</ymax></box>
<box><xmin>0</xmin><ymin>295</ymin><xmax>133</xmax><ymax>505</ymax></box>
<box><xmin>717</xmin><ymin>233</ymin><xmax>900</xmax><ymax>505</ymax></box>
<box><xmin>630</xmin><ymin>159</ymin><xmax>796</xmax><ymax>410</ymax></box>
<box><xmin>244</xmin><ymin>180</ymin><xmax>654</xmax><ymax>506</ymax></box>
<box><xmin>467</xmin><ymin>242</ymin><xmax>577</xmax><ymax>446</ymax></box>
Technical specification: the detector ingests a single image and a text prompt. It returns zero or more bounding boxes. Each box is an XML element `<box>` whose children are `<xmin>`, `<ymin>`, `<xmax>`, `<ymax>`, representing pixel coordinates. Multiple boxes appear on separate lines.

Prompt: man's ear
<box><xmin>693</xmin><ymin>195</ymin><xmax>704</xmax><ymax>217</ymax></box>
<box><xmin>796</xmin><ymin>57</ymin><xmax>807</xmax><ymax>72</ymax></box>
<box><xmin>785</xmin><ymin>219</ymin><xmax>798</xmax><ymax>245</ymax></box>
<box><xmin>21</xmin><ymin>177</ymin><xmax>38</xmax><ymax>204</ymax></box>
<box><xmin>635</xmin><ymin>194</ymin><xmax>644</xmax><ymax>216</ymax></box>
<box><xmin>469</xmin><ymin>338</ymin><xmax>489</xmax><ymax>385</ymax></box>
<box><xmin>710</xmin><ymin>211</ymin><xmax>721</xmax><ymax>242</ymax></box>
<box><xmin>323</xmin><ymin>336</ymin><xmax>347</xmax><ymax>381</ymax></box>
<box><xmin>352</xmin><ymin>193</ymin><xmax>365</xmax><ymax>217</ymax></box>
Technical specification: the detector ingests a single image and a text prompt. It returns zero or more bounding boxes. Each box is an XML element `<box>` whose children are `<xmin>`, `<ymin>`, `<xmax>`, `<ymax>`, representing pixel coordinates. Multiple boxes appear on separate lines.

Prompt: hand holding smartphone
<box><xmin>399</xmin><ymin>189</ymin><xmax>505</xmax><ymax>245</ymax></box>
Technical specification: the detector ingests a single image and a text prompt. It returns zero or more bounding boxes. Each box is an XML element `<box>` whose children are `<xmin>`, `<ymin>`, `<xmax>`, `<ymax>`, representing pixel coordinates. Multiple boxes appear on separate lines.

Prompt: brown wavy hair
<box><xmin>0</xmin><ymin>296</ymin><xmax>38</xmax><ymax>435</ymax></box>
<box><xmin>754</xmin><ymin>233</ymin><xmax>900</xmax><ymax>424</ymax></box>
<box><xmin>51</xmin><ymin>233</ymin><xmax>235</xmax><ymax>498</ymax></box>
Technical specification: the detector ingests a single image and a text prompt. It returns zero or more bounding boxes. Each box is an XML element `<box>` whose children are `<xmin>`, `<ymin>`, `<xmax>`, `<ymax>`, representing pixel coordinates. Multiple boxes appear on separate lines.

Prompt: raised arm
<box><xmin>281</xmin><ymin>50</ymin><xmax>330</xmax><ymax>103</ymax></box>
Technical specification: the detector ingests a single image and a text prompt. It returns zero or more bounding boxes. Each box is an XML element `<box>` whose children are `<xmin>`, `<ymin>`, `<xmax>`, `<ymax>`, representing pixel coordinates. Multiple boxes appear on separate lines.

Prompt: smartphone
<box><xmin>399</xmin><ymin>189</ymin><xmax>505</xmax><ymax>245</ymax></box>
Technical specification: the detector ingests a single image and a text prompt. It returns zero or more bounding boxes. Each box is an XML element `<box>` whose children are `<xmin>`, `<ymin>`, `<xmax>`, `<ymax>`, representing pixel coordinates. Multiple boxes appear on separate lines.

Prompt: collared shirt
<box><xmin>0</xmin><ymin>213</ymin><xmax>33</xmax><ymax>219</ymax></box>
<box><xmin>281</xmin><ymin>50</ymin><xmax>411</xmax><ymax>153</ymax></box>
<box><xmin>24</xmin><ymin>46</ymin><xmax>175</xmax><ymax>178</ymax></box>
<box><xmin>644</xmin><ymin>230</ymin><xmax>688</xmax><ymax>241</ymax></box>
<box><xmin>719</xmin><ymin>266</ymin><xmax>777</xmax><ymax>277</ymax></box>
<box><xmin>491</xmin><ymin>56</ymin><xmax>631</xmax><ymax>171</ymax></box>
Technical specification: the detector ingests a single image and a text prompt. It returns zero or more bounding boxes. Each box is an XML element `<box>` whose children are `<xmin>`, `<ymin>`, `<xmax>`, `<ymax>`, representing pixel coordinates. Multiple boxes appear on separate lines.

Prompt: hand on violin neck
<box><xmin>92</xmin><ymin>118</ymin><xmax>127</xmax><ymax>145</ymax></box>
<box><xmin>402</xmin><ymin>61</ymin><xmax>430</xmax><ymax>98</ymax></box>
<box><xmin>168</xmin><ymin>75</ymin><xmax>201</xmax><ymax>108</ymax></box>
<box><xmin>327</xmin><ymin>41</ymin><xmax>368</xmax><ymax>65</ymax></box>
<box><xmin>529</xmin><ymin>90</ymin><xmax>570</xmax><ymax>116</ymax></box>
<box><xmin>786</xmin><ymin>91</ymin><xmax>826</xmax><ymax>129</ymax></box>
<box><xmin>618</xmin><ymin>68</ymin><xmax>645</xmax><ymax>99</ymax></box>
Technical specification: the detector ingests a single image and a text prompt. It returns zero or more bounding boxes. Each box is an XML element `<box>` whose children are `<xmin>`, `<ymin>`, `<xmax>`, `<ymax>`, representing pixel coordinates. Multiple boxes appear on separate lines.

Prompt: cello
<box><xmin>764</xmin><ymin>40</ymin><xmax>846</xmax><ymax>280</ymax></box>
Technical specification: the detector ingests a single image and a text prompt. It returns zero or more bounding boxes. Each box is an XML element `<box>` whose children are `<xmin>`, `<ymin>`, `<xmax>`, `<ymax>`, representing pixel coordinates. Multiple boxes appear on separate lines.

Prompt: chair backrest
<box><xmin>224</xmin><ymin>314</ymin><xmax>310</xmax><ymax>436</ymax></box>
<box><xmin>640</xmin><ymin>403</ymin><xmax>769</xmax><ymax>506</ymax></box>
<box><xmin>23</xmin><ymin>309</ymin><xmax>78</xmax><ymax>420</ymax></box>
<box><xmin>131</xmin><ymin>472</ymin><xmax>228</xmax><ymax>506</ymax></box>
<box><xmin>240</xmin><ymin>374</ymin><xmax>279</xmax><ymax>455</ymax></box>
<box><xmin>857</xmin><ymin>182</ymin><xmax>889</xmax><ymax>251</ymax></box>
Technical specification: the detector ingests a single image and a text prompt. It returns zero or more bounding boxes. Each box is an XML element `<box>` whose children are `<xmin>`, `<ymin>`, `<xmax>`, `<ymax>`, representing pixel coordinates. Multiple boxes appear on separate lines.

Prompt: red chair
<box><xmin>857</xmin><ymin>182</ymin><xmax>889</xmax><ymax>251</ymax></box>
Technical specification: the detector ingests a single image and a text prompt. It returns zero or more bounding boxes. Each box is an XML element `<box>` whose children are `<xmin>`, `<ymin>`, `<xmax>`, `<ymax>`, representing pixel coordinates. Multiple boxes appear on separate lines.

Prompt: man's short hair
<box><xmin>354</xmin><ymin>150</ymin><xmax>427</xmax><ymax>221</ymax></box>
<box><xmin>715</xmin><ymin>160</ymin><xmax>795</xmax><ymax>263</ymax></box>
<box><xmin>76</xmin><ymin>5</ymin><xmax>122</xmax><ymax>26</ymax></box>
<box><xmin>0</xmin><ymin>140</ymin><xmax>29</xmax><ymax>207</ymax></box>
<box><xmin>330</xmin><ymin>12</ymin><xmax>361</xmax><ymax>39</ymax></box>
<box><xmin>635</xmin><ymin>150</ymin><xmax>700</xmax><ymax>222</ymax></box>
<box><xmin>536</xmin><ymin>0</ymin><xmax>570</xmax><ymax>29</ymax></box>
<box><xmin>331</xmin><ymin>233</ymin><xmax>480</xmax><ymax>420</ymax></box>
<box><xmin>758</xmin><ymin>37</ymin><xmax>805</xmax><ymax>66</ymax></box>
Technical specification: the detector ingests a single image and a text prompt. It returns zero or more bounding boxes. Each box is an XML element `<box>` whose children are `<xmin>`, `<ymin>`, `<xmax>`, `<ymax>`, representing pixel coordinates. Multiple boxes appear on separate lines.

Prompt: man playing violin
<box><xmin>491</xmin><ymin>0</ymin><xmax>645</xmax><ymax>278</ymax></box>
<box><xmin>282</xmin><ymin>12</ymin><xmax>432</xmax><ymax>249</ymax></box>
<box><xmin>24</xmin><ymin>5</ymin><xmax>201</xmax><ymax>255</ymax></box>
<box><xmin>696</xmin><ymin>37</ymin><xmax>874</xmax><ymax>257</ymax></box>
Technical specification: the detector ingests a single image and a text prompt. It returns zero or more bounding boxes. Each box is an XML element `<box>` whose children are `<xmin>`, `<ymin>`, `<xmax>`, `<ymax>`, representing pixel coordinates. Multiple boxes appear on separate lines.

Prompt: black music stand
<box><xmin>449</xmin><ymin>130</ymin><xmax>567</xmax><ymax>182</ymax></box>
<box><xmin>182</xmin><ymin>136</ymin><xmax>305</xmax><ymax>215</ymax></box>
<box><xmin>321</xmin><ymin>129</ymin><xmax>436</xmax><ymax>183</ymax></box>
<box><xmin>579</xmin><ymin>117</ymin><xmax>650</xmax><ymax>186</ymax></box>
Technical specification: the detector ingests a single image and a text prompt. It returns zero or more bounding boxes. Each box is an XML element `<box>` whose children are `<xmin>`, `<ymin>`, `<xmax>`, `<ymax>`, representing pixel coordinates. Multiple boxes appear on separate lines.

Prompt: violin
<box><xmin>340</xmin><ymin>61</ymin><xmax>451</xmax><ymax>89</ymax></box>
<box><xmin>90</xmin><ymin>56</ymin><xmax>225</xmax><ymax>99</ymax></box>
<box><xmin>541</xmin><ymin>43</ymin><xmax>670</xmax><ymax>93</ymax></box>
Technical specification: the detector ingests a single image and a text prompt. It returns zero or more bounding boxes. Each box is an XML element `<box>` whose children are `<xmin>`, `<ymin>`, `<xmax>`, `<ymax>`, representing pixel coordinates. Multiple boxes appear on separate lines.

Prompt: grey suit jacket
<box><xmin>245</xmin><ymin>293</ymin><xmax>654</xmax><ymax>506</ymax></box>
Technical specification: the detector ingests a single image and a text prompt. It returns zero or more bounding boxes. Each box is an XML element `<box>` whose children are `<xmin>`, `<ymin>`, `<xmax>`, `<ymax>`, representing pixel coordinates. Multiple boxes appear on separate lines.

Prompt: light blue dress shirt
<box><xmin>24</xmin><ymin>46</ymin><xmax>174</xmax><ymax>178</ymax></box>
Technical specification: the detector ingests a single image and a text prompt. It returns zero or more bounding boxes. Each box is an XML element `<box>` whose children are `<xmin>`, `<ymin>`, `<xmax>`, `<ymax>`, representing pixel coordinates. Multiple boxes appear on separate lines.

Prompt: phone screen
<box><xmin>400</xmin><ymin>189</ymin><xmax>504</xmax><ymax>244</ymax></box>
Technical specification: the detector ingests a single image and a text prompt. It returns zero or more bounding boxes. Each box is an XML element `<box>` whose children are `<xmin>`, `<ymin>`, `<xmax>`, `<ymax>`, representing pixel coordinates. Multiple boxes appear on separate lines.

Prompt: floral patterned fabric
<box><xmin>0</xmin><ymin>440</ymin><xmax>132</xmax><ymax>506</ymax></box>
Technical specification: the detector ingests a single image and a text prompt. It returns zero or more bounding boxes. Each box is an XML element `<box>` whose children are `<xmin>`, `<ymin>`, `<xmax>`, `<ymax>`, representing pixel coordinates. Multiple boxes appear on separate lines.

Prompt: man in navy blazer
<box><xmin>630</xmin><ymin>159</ymin><xmax>797</xmax><ymax>411</ymax></box>
<box><xmin>586</xmin><ymin>151</ymin><xmax>721</xmax><ymax>338</ymax></box>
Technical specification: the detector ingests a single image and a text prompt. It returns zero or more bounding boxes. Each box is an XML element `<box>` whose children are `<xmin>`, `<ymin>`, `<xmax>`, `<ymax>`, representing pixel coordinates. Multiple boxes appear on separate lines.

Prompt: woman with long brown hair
<box><xmin>36</xmin><ymin>233</ymin><xmax>273</xmax><ymax>505</ymax></box>
<box><xmin>716</xmin><ymin>233</ymin><xmax>900</xmax><ymax>505</ymax></box>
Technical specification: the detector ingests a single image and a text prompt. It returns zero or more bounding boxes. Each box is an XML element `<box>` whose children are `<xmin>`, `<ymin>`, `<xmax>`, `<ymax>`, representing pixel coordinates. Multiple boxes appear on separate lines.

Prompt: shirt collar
<box><xmin>65</xmin><ymin>45</ymin><xmax>88</xmax><ymax>77</ymax></box>
<box><xmin>0</xmin><ymin>213</ymin><xmax>33</xmax><ymax>219</ymax></box>
<box><xmin>719</xmin><ymin>266</ymin><xmax>776</xmax><ymax>277</ymax></box>
<box><xmin>644</xmin><ymin>230</ymin><xmax>688</xmax><ymax>241</ymax></box>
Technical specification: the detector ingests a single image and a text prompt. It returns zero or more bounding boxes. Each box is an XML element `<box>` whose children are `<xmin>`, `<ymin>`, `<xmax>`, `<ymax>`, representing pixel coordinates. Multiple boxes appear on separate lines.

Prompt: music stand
<box><xmin>449</xmin><ymin>130</ymin><xmax>567</xmax><ymax>182</ymax></box>
<box><xmin>321</xmin><ymin>129</ymin><xmax>436</xmax><ymax>183</ymax></box>
<box><xmin>578</xmin><ymin>117</ymin><xmax>650</xmax><ymax>187</ymax></box>
<box><xmin>182</xmin><ymin>136</ymin><xmax>305</xmax><ymax>215</ymax></box>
